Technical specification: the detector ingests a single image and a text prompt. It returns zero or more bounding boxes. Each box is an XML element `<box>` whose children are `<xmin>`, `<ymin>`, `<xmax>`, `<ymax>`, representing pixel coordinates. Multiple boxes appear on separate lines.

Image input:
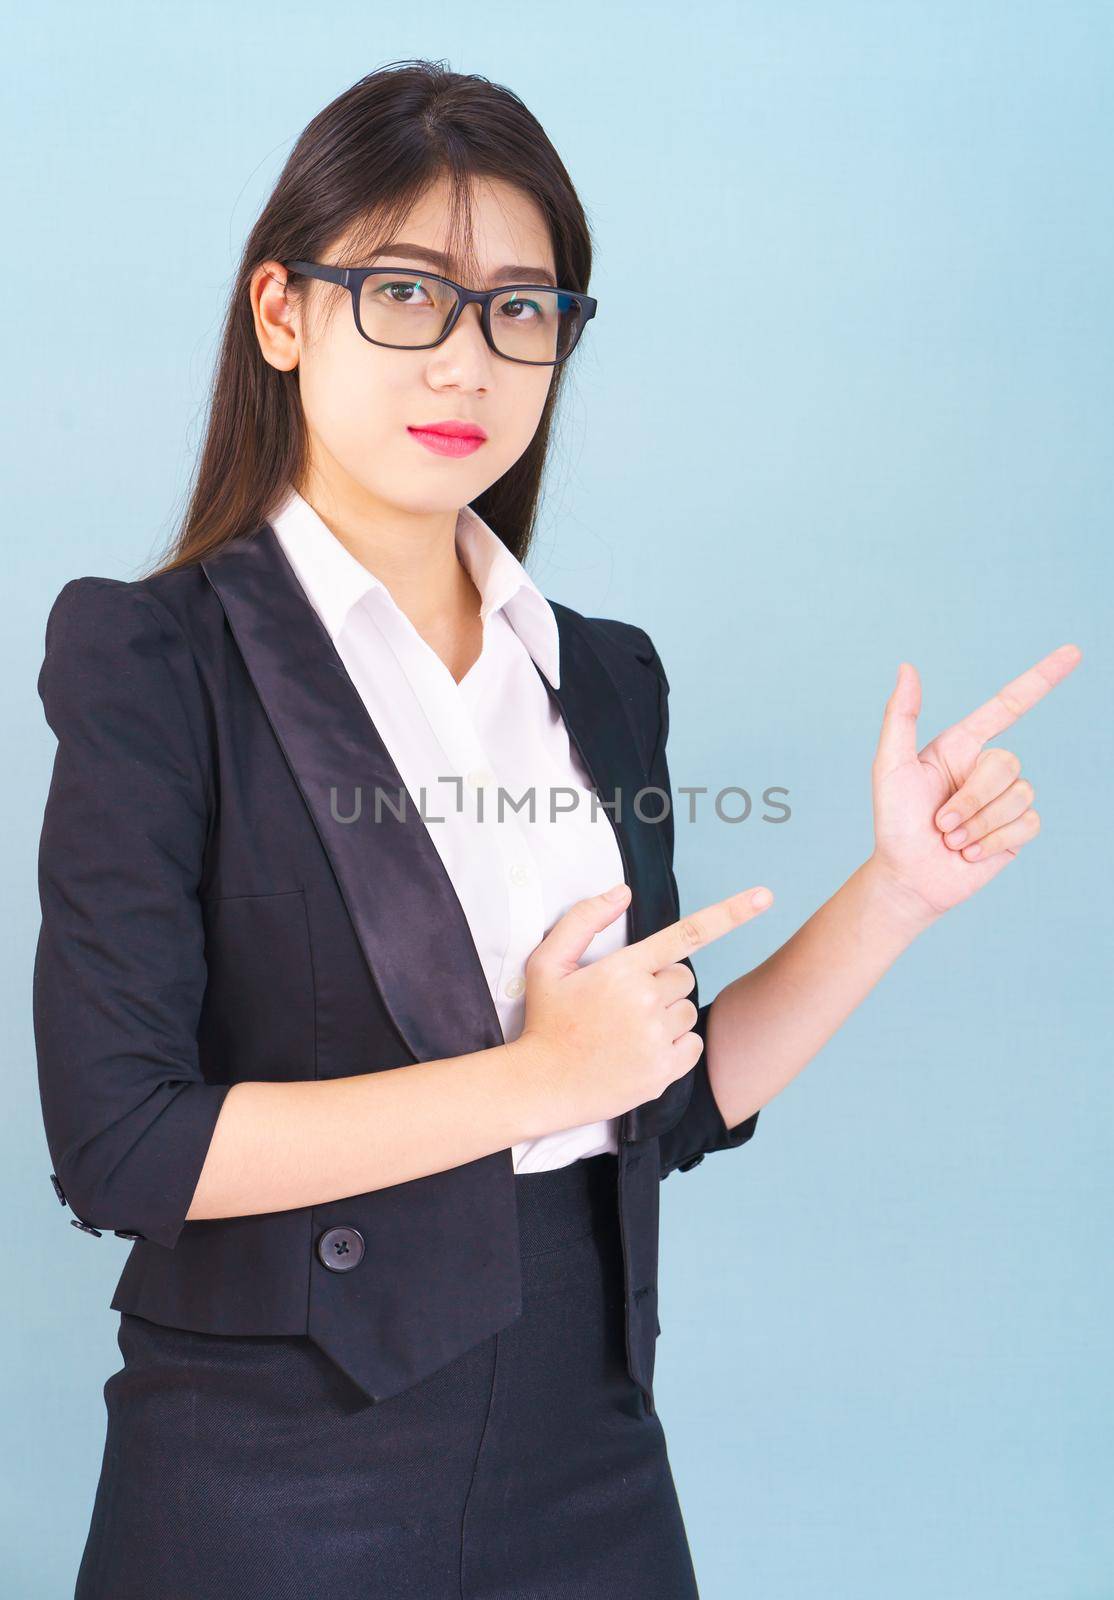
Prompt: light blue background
<box><xmin>4</xmin><ymin>3</ymin><xmax>1110</xmax><ymax>1595</ymax></box>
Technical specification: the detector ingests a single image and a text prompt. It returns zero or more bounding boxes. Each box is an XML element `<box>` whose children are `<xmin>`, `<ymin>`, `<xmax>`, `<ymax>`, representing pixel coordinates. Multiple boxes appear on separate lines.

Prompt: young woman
<box><xmin>34</xmin><ymin>59</ymin><xmax>1078</xmax><ymax>1600</ymax></box>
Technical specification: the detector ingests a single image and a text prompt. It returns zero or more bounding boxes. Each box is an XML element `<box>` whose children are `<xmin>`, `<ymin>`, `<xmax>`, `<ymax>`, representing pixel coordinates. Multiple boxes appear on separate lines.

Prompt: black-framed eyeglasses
<box><xmin>282</xmin><ymin>261</ymin><xmax>597</xmax><ymax>366</ymax></box>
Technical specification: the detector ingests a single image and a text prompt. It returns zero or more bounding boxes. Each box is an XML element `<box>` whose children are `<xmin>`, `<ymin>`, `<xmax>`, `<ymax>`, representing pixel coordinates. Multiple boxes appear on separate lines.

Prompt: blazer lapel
<box><xmin>201</xmin><ymin>524</ymin><xmax>690</xmax><ymax>1143</ymax></box>
<box><xmin>540</xmin><ymin>603</ymin><xmax>677</xmax><ymax>948</ymax></box>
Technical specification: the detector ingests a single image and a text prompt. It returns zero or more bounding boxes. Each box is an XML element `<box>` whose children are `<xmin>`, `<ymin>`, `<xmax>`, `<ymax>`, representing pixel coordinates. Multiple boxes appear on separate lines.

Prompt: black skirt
<box><xmin>75</xmin><ymin>1152</ymin><xmax>700</xmax><ymax>1598</ymax></box>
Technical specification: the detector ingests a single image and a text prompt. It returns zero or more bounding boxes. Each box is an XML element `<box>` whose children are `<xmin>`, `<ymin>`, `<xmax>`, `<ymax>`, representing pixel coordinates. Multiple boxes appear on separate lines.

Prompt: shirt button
<box><xmin>509</xmin><ymin>862</ymin><xmax>531</xmax><ymax>886</ymax></box>
<box><xmin>465</xmin><ymin>766</ymin><xmax>493</xmax><ymax>789</ymax></box>
<box><xmin>504</xmin><ymin>974</ymin><xmax>526</xmax><ymax>998</ymax></box>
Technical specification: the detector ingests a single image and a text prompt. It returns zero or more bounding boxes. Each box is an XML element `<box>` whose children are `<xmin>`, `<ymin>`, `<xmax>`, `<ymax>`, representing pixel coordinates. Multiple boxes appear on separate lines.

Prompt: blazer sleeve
<box><xmin>33</xmin><ymin>576</ymin><xmax>233</xmax><ymax>1249</ymax></box>
<box><xmin>638</xmin><ymin>632</ymin><xmax>761</xmax><ymax>1180</ymax></box>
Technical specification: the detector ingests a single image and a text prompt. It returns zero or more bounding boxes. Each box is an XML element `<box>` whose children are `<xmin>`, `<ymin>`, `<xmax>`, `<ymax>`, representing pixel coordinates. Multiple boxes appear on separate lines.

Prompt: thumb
<box><xmin>873</xmin><ymin>661</ymin><xmax>921</xmax><ymax>778</ymax></box>
<box><xmin>532</xmin><ymin>883</ymin><xmax>631</xmax><ymax>977</ymax></box>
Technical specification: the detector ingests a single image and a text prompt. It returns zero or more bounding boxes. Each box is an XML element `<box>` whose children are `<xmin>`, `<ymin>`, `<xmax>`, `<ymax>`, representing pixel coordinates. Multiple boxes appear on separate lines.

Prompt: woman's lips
<box><xmin>407</xmin><ymin>427</ymin><xmax>486</xmax><ymax>458</ymax></box>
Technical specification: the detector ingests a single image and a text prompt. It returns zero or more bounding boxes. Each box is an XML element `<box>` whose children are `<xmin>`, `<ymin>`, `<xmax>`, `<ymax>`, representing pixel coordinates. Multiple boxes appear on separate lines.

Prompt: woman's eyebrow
<box><xmin>370</xmin><ymin>242</ymin><xmax>557</xmax><ymax>287</ymax></box>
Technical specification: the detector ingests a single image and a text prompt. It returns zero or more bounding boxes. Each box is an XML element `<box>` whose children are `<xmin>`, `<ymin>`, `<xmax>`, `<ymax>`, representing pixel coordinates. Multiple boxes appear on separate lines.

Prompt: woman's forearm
<box><xmin>185</xmin><ymin>857</ymin><xmax>935</xmax><ymax>1223</ymax></box>
<box><xmin>185</xmin><ymin>1039</ymin><xmax>551</xmax><ymax>1222</ymax></box>
<box><xmin>702</xmin><ymin>856</ymin><xmax>941</xmax><ymax>1130</ymax></box>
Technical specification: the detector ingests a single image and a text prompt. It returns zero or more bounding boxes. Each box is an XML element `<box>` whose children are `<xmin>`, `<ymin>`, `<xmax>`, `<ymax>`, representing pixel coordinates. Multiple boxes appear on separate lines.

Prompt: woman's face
<box><xmin>253</xmin><ymin>174</ymin><xmax>559</xmax><ymax>517</ymax></box>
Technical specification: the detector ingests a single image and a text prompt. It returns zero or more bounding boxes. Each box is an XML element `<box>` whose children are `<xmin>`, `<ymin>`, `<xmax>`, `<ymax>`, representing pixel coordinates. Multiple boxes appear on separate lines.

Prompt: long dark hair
<box><xmin>146</xmin><ymin>59</ymin><xmax>594</xmax><ymax>578</ymax></box>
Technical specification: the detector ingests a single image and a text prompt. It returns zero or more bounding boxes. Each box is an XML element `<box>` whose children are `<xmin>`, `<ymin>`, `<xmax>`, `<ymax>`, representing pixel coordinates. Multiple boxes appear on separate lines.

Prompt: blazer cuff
<box><xmin>686</xmin><ymin>1050</ymin><xmax>761</xmax><ymax>1155</ymax></box>
<box><xmin>659</xmin><ymin>998</ymin><xmax>760</xmax><ymax>1177</ymax></box>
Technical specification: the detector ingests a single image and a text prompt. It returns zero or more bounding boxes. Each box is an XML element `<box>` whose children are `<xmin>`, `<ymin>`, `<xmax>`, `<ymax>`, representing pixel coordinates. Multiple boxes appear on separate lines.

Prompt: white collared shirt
<box><xmin>268</xmin><ymin>485</ymin><xmax>625</xmax><ymax>1171</ymax></box>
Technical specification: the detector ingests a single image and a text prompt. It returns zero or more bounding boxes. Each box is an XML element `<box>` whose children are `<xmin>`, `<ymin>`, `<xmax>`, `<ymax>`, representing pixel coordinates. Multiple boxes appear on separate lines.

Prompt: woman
<box><xmin>34</xmin><ymin>60</ymin><xmax>1077</xmax><ymax>1600</ymax></box>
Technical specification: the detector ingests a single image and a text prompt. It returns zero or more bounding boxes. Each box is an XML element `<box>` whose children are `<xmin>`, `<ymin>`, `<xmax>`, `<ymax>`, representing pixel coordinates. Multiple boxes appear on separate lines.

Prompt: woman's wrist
<box><xmin>858</xmin><ymin>853</ymin><xmax>944</xmax><ymax>941</ymax></box>
<box><xmin>487</xmin><ymin>1033</ymin><xmax>566</xmax><ymax>1145</ymax></box>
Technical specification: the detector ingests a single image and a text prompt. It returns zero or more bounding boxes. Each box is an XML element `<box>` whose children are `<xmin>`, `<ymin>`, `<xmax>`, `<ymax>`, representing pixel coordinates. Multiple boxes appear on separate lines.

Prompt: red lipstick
<box><xmin>407</xmin><ymin>419</ymin><xmax>488</xmax><ymax>458</ymax></box>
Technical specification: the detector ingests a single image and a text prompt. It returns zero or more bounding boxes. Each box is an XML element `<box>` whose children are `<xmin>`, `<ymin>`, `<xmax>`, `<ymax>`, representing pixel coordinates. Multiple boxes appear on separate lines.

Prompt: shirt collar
<box><xmin>266</xmin><ymin>485</ymin><xmax>561</xmax><ymax>689</ymax></box>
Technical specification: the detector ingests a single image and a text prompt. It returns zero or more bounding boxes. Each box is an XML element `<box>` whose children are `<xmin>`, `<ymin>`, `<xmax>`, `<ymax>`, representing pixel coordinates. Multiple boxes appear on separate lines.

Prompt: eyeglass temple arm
<box><xmin>283</xmin><ymin>260</ymin><xmax>350</xmax><ymax>287</ymax></box>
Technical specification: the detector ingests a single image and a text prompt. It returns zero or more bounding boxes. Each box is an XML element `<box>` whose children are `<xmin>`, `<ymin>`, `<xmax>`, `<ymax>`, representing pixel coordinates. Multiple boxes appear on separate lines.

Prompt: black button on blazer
<box><xmin>33</xmin><ymin>521</ymin><xmax>759</xmax><ymax>1415</ymax></box>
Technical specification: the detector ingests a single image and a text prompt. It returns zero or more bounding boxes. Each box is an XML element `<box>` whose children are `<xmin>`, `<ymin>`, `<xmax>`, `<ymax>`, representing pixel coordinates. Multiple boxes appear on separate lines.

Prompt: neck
<box><xmin>296</xmin><ymin>464</ymin><xmax>479</xmax><ymax>642</ymax></box>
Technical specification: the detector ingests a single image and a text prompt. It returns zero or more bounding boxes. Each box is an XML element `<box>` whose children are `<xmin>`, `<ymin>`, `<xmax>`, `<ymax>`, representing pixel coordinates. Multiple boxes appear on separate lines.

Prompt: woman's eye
<box><xmin>498</xmin><ymin>298</ymin><xmax>543</xmax><ymax>321</ymax></box>
<box><xmin>377</xmin><ymin>280</ymin><xmax>433</xmax><ymax>305</ymax></box>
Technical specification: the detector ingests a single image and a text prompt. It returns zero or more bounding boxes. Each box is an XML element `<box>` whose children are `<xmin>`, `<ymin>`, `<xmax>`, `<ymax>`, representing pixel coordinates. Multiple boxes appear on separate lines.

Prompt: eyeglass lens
<box><xmin>358</xmin><ymin>271</ymin><xmax>584</xmax><ymax>362</ymax></box>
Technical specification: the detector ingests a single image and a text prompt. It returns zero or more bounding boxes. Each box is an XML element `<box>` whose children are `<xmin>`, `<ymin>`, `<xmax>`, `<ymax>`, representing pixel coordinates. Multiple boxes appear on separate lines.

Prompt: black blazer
<box><xmin>33</xmin><ymin>521</ymin><xmax>759</xmax><ymax>1417</ymax></box>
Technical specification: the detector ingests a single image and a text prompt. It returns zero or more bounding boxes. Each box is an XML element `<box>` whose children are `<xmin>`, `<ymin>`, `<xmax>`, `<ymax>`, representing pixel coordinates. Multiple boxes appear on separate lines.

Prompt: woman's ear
<box><xmin>251</xmin><ymin>261</ymin><xmax>300</xmax><ymax>373</ymax></box>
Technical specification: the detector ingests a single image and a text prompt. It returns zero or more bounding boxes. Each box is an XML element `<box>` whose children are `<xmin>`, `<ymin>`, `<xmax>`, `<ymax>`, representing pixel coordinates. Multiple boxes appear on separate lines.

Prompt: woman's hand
<box><xmin>867</xmin><ymin>645</ymin><xmax>1082</xmax><ymax>921</ymax></box>
<box><xmin>510</xmin><ymin>881</ymin><xmax>774</xmax><ymax>1129</ymax></box>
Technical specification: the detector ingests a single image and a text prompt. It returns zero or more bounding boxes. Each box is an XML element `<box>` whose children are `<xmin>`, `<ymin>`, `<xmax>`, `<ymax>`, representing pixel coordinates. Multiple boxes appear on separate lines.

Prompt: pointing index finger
<box><xmin>635</xmin><ymin>888</ymin><xmax>773</xmax><ymax>973</ymax></box>
<box><xmin>956</xmin><ymin>643</ymin><xmax>1083</xmax><ymax>745</ymax></box>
